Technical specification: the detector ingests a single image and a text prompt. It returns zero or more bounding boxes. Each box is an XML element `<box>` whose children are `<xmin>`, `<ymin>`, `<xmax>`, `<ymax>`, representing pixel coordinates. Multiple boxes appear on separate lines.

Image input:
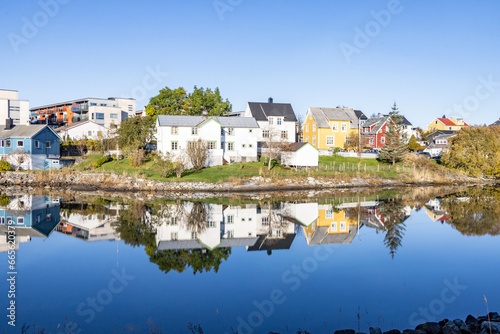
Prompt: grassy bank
<box><xmin>68</xmin><ymin>153</ymin><xmax>457</xmax><ymax>184</ymax></box>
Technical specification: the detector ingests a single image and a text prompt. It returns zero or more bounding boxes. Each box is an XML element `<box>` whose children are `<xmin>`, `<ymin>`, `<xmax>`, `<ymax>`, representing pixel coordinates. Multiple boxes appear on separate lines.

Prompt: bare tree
<box><xmin>9</xmin><ymin>149</ymin><xmax>30</xmax><ymax>171</ymax></box>
<box><xmin>262</xmin><ymin>126</ymin><xmax>286</xmax><ymax>170</ymax></box>
<box><xmin>187</xmin><ymin>139</ymin><xmax>209</xmax><ymax>170</ymax></box>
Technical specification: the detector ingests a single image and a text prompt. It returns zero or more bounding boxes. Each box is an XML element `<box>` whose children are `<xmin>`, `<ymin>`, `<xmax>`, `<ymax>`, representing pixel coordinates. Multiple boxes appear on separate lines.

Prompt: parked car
<box><xmin>363</xmin><ymin>149</ymin><xmax>378</xmax><ymax>154</ymax></box>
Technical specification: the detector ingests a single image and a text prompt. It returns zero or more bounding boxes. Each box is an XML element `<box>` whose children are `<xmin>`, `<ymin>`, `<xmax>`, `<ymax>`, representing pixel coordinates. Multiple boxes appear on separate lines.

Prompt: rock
<box><xmin>488</xmin><ymin>313</ymin><xmax>500</xmax><ymax>323</ymax></box>
<box><xmin>370</xmin><ymin>327</ymin><xmax>382</xmax><ymax>334</ymax></box>
<box><xmin>416</xmin><ymin>322</ymin><xmax>442</xmax><ymax>334</ymax></box>
<box><xmin>481</xmin><ymin>321</ymin><xmax>500</xmax><ymax>334</ymax></box>
<box><xmin>465</xmin><ymin>316</ymin><xmax>478</xmax><ymax>326</ymax></box>
<box><xmin>383</xmin><ymin>330</ymin><xmax>401</xmax><ymax>334</ymax></box>
<box><xmin>443</xmin><ymin>321</ymin><xmax>460</xmax><ymax>334</ymax></box>
<box><xmin>452</xmin><ymin>320</ymin><xmax>465</xmax><ymax>328</ymax></box>
<box><xmin>334</xmin><ymin>330</ymin><xmax>356</xmax><ymax>334</ymax></box>
<box><xmin>403</xmin><ymin>330</ymin><xmax>426</xmax><ymax>334</ymax></box>
<box><xmin>439</xmin><ymin>320</ymin><xmax>449</xmax><ymax>327</ymax></box>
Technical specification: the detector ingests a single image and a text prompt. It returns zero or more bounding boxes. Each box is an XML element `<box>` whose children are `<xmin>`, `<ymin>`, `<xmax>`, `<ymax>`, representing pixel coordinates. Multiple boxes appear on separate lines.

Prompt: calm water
<box><xmin>1</xmin><ymin>187</ymin><xmax>499</xmax><ymax>333</ymax></box>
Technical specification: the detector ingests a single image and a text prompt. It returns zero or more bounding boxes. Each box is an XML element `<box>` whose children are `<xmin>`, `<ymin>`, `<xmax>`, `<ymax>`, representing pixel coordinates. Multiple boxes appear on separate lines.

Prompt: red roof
<box><xmin>438</xmin><ymin>118</ymin><xmax>456</xmax><ymax>126</ymax></box>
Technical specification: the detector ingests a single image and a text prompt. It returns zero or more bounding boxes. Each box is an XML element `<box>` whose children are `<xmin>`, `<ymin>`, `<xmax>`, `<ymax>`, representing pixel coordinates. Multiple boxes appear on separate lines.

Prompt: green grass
<box><xmin>70</xmin><ymin>154</ymin><xmax>413</xmax><ymax>183</ymax></box>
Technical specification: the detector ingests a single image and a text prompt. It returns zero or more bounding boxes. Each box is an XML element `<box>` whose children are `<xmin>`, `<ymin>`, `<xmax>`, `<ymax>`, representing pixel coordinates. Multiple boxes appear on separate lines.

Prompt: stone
<box><xmin>383</xmin><ymin>330</ymin><xmax>402</xmax><ymax>334</ymax></box>
<box><xmin>488</xmin><ymin>313</ymin><xmax>500</xmax><ymax>322</ymax></box>
<box><xmin>443</xmin><ymin>321</ymin><xmax>460</xmax><ymax>334</ymax></box>
<box><xmin>334</xmin><ymin>330</ymin><xmax>356</xmax><ymax>334</ymax></box>
<box><xmin>465</xmin><ymin>316</ymin><xmax>478</xmax><ymax>326</ymax></box>
<box><xmin>481</xmin><ymin>321</ymin><xmax>500</xmax><ymax>334</ymax></box>
<box><xmin>439</xmin><ymin>320</ymin><xmax>450</xmax><ymax>327</ymax></box>
<box><xmin>403</xmin><ymin>330</ymin><xmax>426</xmax><ymax>334</ymax></box>
<box><xmin>416</xmin><ymin>322</ymin><xmax>442</xmax><ymax>334</ymax></box>
<box><xmin>370</xmin><ymin>327</ymin><xmax>383</xmax><ymax>334</ymax></box>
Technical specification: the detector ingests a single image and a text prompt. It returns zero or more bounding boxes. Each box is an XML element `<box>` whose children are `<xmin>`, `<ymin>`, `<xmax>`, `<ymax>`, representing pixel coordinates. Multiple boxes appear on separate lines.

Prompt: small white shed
<box><xmin>281</xmin><ymin>142</ymin><xmax>319</xmax><ymax>167</ymax></box>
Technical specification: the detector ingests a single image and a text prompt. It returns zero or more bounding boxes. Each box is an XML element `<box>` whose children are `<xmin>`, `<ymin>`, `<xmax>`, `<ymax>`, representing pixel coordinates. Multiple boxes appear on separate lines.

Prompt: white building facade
<box><xmin>55</xmin><ymin>120</ymin><xmax>112</xmax><ymax>141</ymax></box>
<box><xmin>156</xmin><ymin>115</ymin><xmax>260</xmax><ymax>167</ymax></box>
<box><xmin>0</xmin><ymin>89</ymin><xmax>30</xmax><ymax>126</ymax></box>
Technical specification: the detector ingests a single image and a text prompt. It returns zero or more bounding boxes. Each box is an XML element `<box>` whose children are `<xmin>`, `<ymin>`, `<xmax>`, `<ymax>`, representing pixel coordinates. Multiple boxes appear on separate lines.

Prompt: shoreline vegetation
<box><xmin>0</xmin><ymin>155</ymin><xmax>497</xmax><ymax>195</ymax></box>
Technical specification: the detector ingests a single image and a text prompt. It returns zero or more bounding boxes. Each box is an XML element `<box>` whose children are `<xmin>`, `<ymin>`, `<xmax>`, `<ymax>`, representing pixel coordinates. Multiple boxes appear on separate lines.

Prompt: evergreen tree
<box><xmin>379</xmin><ymin>103</ymin><xmax>408</xmax><ymax>165</ymax></box>
<box><xmin>378</xmin><ymin>198</ymin><xmax>408</xmax><ymax>259</ymax></box>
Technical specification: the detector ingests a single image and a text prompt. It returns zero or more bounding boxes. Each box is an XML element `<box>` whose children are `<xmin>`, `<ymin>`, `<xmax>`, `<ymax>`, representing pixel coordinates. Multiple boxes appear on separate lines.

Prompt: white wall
<box><xmin>0</xmin><ymin>90</ymin><xmax>29</xmax><ymax>126</ymax></box>
<box><xmin>222</xmin><ymin>127</ymin><xmax>259</xmax><ymax>162</ymax></box>
<box><xmin>60</xmin><ymin>122</ymin><xmax>111</xmax><ymax>140</ymax></box>
<box><xmin>282</xmin><ymin>145</ymin><xmax>318</xmax><ymax>167</ymax></box>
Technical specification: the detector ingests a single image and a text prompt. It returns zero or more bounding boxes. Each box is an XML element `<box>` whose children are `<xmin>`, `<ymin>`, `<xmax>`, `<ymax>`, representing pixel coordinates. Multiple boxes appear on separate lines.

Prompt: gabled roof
<box><xmin>0</xmin><ymin>125</ymin><xmax>58</xmax><ymax>140</ymax></box>
<box><xmin>282</xmin><ymin>142</ymin><xmax>318</xmax><ymax>152</ymax></box>
<box><xmin>427</xmin><ymin>130</ymin><xmax>455</xmax><ymax>142</ymax></box>
<box><xmin>157</xmin><ymin>115</ymin><xmax>259</xmax><ymax>128</ymax></box>
<box><xmin>247</xmin><ymin>233</ymin><xmax>296</xmax><ymax>252</ymax></box>
<box><xmin>54</xmin><ymin>120</ymin><xmax>109</xmax><ymax>132</ymax></box>
<box><xmin>362</xmin><ymin>116</ymin><xmax>389</xmax><ymax>135</ymax></box>
<box><xmin>308</xmin><ymin>107</ymin><xmax>367</xmax><ymax>129</ymax></box>
<box><xmin>247</xmin><ymin>102</ymin><xmax>297</xmax><ymax>122</ymax></box>
<box><xmin>490</xmin><ymin>119</ymin><xmax>500</xmax><ymax>126</ymax></box>
<box><xmin>437</xmin><ymin>118</ymin><xmax>456</xmax><ymax>126</ymax></box>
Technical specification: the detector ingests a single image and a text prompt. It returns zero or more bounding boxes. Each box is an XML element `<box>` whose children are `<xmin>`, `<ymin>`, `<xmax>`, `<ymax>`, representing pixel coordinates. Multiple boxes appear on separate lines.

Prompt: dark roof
<box><xmin>307</xmin><ymin>225</ymin><xmax>358</xmax><ymax>246</ymax></box>
<box><xmin>284</xmin><ymin>142</ymin><xmax>307</xmax><ymax>152</ymax></box>
<box><xmin>427</xmin><ymin>130</ymin><xmax>455</xmax><ymax>142</ymax></box>
<box><xmin>354</xmin><ymin>110</ymin><xmax>368</xmax><ymax>120</ymax></box>
<box><xmin>309</xmin><ymin>107</ymin><xmax>366</xmax><ymax>129</ymax></box>
<box><xmin>247</xmin><ymin>233</ymin><xmax>296</xmax><ymax>252</ymax></box>
<box><xmin>247</xmin><ymin>102</ymin><xmax>297</xmax><ymax>122</ymax></box>
<box><xmin>490</xmin><ymin>119</ymin><xmax>500</xmax><ymax>126</ymax></box>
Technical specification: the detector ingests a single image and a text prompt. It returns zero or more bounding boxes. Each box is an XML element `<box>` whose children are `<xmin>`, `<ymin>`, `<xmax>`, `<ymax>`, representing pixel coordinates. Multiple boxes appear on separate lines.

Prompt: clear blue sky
<box><xmin>1</xmin><ymin>0</ymin><xmax>499</xmax><ymax>127</ymax></box>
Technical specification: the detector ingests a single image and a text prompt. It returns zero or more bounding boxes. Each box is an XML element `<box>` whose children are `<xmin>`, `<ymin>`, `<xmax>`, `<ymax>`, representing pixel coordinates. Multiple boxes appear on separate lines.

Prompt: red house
<box><xmin>361</xmin><ymin>115</ymin><xmax>389</xmax><ymax>149</ymax></box>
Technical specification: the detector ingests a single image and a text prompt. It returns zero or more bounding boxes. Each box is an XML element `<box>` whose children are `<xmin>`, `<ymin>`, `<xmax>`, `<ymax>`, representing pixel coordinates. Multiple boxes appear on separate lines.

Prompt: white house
<box><xmin>424</xmin><ymin>131</ymin><xmax>455</xmax><ymax>158</ymax></box>
<box><xmin>55</xmin><ymin>120</ymin><xmax>111</xmax><ymax>141</ymax></box>
<box><xmin>0</xmin><ymin>89</ymin><xmax>30</xmax><ymax>126</ymax></box>
<box><xmin>281</xmin><ymin>142</ymin><xmax>319</xmax><ymax>167</ymax></box>
<box><xmin>243</xmin><ymin>98</ymin><xmax>298</xmax><ymax>144</ymax></box>
<box><xmin>156</xmin><ymin>115</ymin><xmax>260</xmax><ymax>167</ymax></box>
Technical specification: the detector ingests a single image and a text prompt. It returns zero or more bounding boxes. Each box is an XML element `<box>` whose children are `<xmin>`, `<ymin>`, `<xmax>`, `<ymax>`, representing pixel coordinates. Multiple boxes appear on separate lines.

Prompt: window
<box><xmin>88</xmin><ymin>131</ymin><xmax>92</xmax><ymax>136</ymax></box>
<box><xmin>249</xmin><ymin>144</ymin><xmax>253</xmax><ymax>148</ymax></box>
<box><xmin>110</xmin><ymin>113</ymin><xmax>118</xmax><ymax>119</ymax></box>
<box><xmin>332</xmin><ymin>123</ymin><xmax>338</xmax><ymax>132</ymax></box>
<box><xmin>228</xmin><ymin>128</ymin><xmax>234</xmax><ymax>135</ymax></box>
<box><xmin>277</xmin><ymin>118</ymin><xmax>282</xmax><ymax>125</ymax></box>
<box><xmin>249</xmin><ymin>129</ymin><xmax>253</xmax><ymax>133</ymax></box>
<box><xmin>227</xmin><ymin>142</ymin><xmax>234</xmax><ymax>151</ymax></box>
<box><xmin>171</xmin><ymin>127</ymin><xmax>178</xmax><ymax>135</ymax></box>
<box><xmin>46</xmin><ymin>214</ymin><xmax>51</xmax><ymax>221</ymax></box>
<box><xmin>208</xmin><ymin>141</ymin><xmax>216</xmax><ymax>149</ymax></box>
<box><xmin>18</xmin><ymin>217</ymin><xmax>24</xmax><ymax>225</ymax></box>
<box><xmin>381</xmin><ymin>137</ymin><xmax>385</xmax><ymax>143</ymax></box>
<box><xmin>33</xmin><ymin>140</ymin><xmax>39</xmax><ymax>149</ymax></box>
<box><xmin>312</xmin><ymin>136</ymin><xmax>316</xmax><ymax>145</ymax></box>
<box><xmin>221</xmin><ymin>128</ymin><xmax>225</xmax><ymax>136</ymax></box>
<box><xmin>0</xmin><ymin>140</ymin><xmax>3</xmax><ymax>148</ymax></box>
<box><xmin>171</xmin><ymin>232</ymin><xmax>178</xmax><ymax>240</ymax></box>
<box><xmin>312</xmin><ymin>124</ymin><xmax>316</xmax><ymax>132</ymax></box>
<box><xmin>100</xmin><ymin>103</ymin><xmax>107</xmax><ymax>107</ymax></box>
<box><xmin>170</xmin><ymin>217</ymin><xmax>178</xmax><ymax>225</ymax></box>
<box><xmin>46</xmin><ymin>141</ymin><xmax>51</xmax><ymax>148</ymax></box>
<box><xmin>306</xmin><ymin>124</ymin><xmax>309</xmax><ymax>132</ymax></box>
<box><xmin>227</xmin><ymin>215</ymin><xmax>234</xmax><ymax>224</ymax></box>
<box><xmin>90</xmin><ymin>103</ymin><xmax>97</xmax><ymax>106</ymax></box>
<box><xmin>96</xmin><ymin>113</ymin><xmax>105</xmax><ymax>120</ymax></box>
<box><xmin>326</xmin><ymin>136</ymin><xmax>335</xmax><ymax>146</ymax></box>
<box><xmin>227</xmin><ymin>230</ymin><xmax>234</xmax><ymax>238</ymax></box>
<box><xmin>449</xmin><ymin>127</ymin><xmax>452</xmax><ymax>130</ymax></box>
<box><xmin>310</xmin><ymin>113</ymin><xmax>313</xmax><ymax>120</ymax></box>
<box><xmin>305</xmin><ymin>136</ymin><xmax>309</xmax><ymax>142</ymax></box>
<box><xmin>369</xmin><ymin>138</ymin><xmax>374</xmax><ymax>144</ymax></box>
<box><xmin>242</xmin><ymin>144</ymin><xmax>246</xmax><ymax>148</ymax></box>
<box><xmin>341</xmin><ymin>123</ymin><xmax>347</xmax><ymax>132</ymax></box>
<box><xmin>6</xmin><ymin>140</ymin><xmax>11</xmax><ymax>148</ymax></box>
<box><xmin>281</xmin><ymin>131</ymin><xmax>288</xmax><ymax>139</ymax></box>
<box><xmin>191</xmin><ymin>127</ymin><xmax>198</xmax><ymax>135</ymax></box>
<box><xmin>331</xmin><ymin>222</ymin><xmax>337</xmax><ymax>232</ymax></box>
<box><xmin>340</xmin><ymin>222</ymin><xmax>346</xmax><ymax>232</ymax></box>
<box><xmin>269</xmin><ymin>118</ymin><xmax>273</xmax><ymax>125</ymax></box>
<box><xmin>0</xmin><ymin>217</ymin><xmax>4</xmax><ymax>225</ymax></box>
<box><xmin>191</xmin><ymin>232</ymin><xmax>197</xmax><ymax>240</ymax></box>
<box><xmin>17</xmin><ymin>140</ymin><xmax>24</xmax><ymax>147</ymax></box>
<box><xmin>241</xmin><ymin>218</ymin><xmax>246</xmax><ymax>222</ymax></box>
<box><xmin>262</xmin><ymin>130</ymin><xmax>270</xmax><ymax>138</ymax></box>
<box><xmin>275</xmin><ymin>230</ymin><xmax>282</xmax><ymax>237</ymax></box>
<box><xmin>325</xmin><ymin>209</ymin><xmax>334</xmax><ymax>219</ymax></box>
<box><xmin>208</xmin><ymin>221</ymin><xmax>216</xmax><ymax>228</ymax></box>
<box><xmin>171</xmin><ymin>142</ymin><xmax>178</xmax><ymax>150</ymax></box>
<box><xmin>262</xmin><ymin>217</ymin><xmax>269</xmax><ymax>225</ymax></box>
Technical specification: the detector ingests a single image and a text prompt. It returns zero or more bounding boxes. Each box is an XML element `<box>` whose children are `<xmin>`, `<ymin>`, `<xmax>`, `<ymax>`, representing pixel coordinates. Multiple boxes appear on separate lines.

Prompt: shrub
<box><xmin>154</xmin><ymin>155</ymin><xmax>175</xmax><ymax>178</ymax></box>
<box><xmin>130</xmin><ymin>149</ymin><xmax>146</xmax><ymax>167</ymax></box>
<box><xmin>0</xmin><ymin>160</ymin><xmax>11</xmax><ymax>173</ymax></box>
<box><xmin>91</xmin><ymin>155</ymin><xmax>113</xmax><ymax>169</ymax></box>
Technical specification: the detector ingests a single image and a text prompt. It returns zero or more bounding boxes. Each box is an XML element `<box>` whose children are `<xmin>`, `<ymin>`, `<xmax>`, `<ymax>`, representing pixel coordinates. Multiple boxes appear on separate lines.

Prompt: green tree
<box><xmin>0</xmin><ymin>160</ymin><xmax>11</xmax><ymax>173</ymax></box>
<box><xmin>117</xmin><ymin>116</ymin><xmax>155</xmax><ymax>152</ymax></box>
<box><xmin>379</xmin><ymin>103</ymin><xmax>408</xmax><ymax>165</ymax></box>
<box><xmin>441</xmin><ymin>126</ymin><xmax>500</xmax><ymax>178</ymax></box>
<box><xmin>378</xmin><ymin>198</ymin><xmax>408</xmax><ymax>259</ymax></box>
<box><xmin>145</xmin><ymin>86</ymin><xmax>231</xmax><ymax>117</ymax></box>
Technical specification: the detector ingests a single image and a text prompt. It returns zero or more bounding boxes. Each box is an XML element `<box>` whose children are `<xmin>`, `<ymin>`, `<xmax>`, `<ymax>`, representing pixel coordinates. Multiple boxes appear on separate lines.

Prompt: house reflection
<box><xmin>154</xmin><ymin>202</ymin><xmax>319</xmax><ymax>253</ymax></box>
<box><xmin>56</xmin><ymin>201</ymin><xmax>122</xmax><ymax>241</ymax></box>
<box><xmin>0</xmin><ymin>195</ymin><xmax>60</xmax><ymax>252</ymax></box>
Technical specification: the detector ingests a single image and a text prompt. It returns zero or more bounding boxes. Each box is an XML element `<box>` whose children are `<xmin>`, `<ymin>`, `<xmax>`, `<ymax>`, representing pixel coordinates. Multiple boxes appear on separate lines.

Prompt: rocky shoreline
<box><xmin>334</xmin><ymin>313</ymin><xmax>500</xmax><ymax>334</ymax></box>
<box><xmin>0</xmin><ymin>171</ymin><xmax>494</xmax><ymax>197</ymax></box>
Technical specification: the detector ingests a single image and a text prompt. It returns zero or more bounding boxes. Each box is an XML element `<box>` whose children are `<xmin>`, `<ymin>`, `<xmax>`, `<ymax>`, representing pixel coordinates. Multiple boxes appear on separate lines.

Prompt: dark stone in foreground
<box><xmin>383</xmin><ymin>330</ymin><xmax>402</xmax><ymax>334</ymax></box>
<box><xmin>416</xmin><ymin>322</ymin><xmax>442</xmax><ymax>334</ymax></box>
<box><xmin>370</xmin><ymin>327</ymin><xmax>383</xmax><ymax>334</ymax></box>
<box><xmin>335</xmin><ymin>330</ymin><xmax>356</xmax><ymax>334</ymax></box>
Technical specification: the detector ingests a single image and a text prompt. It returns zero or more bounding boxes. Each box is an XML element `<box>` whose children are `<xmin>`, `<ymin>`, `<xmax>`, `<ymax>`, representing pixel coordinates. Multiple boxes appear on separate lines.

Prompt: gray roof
<box><xmin>157</xmin><ymin>115</ymin><xmax>259</xmax><ymax>128</ymax></box>
<box><xmin>309</xmin><ymin>108</ymin><xmax>366</xmax><ymax>129</ymax></box>
<box><xmin>308</xmin><ymin>225</ymin><xmax>358</xmax><ymax>246</ymax></box>
<box><xmin>0</xmin><ymin>125</ymin><xmax>52</xmax><ymax>140</ymax></box>
<box><xmin>247</xmin><ymin>233</ymin><xmax>296</xmax><ymax>252</ymax></box>
<box><xmin>362</xmin><ymin>116</ymin><xmax>389</xmax><ymax>135</ymax></box>
<box><xmin>247</xmin><ymin>102</ymin><xmax>297</xmax><ymax>122</ymax></box>
<box><xmin>490</xmin><ymin>119</ymin><xmax>500</xmax><ymax>126</ymax></box>
<box><xmin>427</xmin><ymin>130</ymin><xmax>455</xmax><ymax>142</ymax></box>
<box><xmin>55</xmin><ymin>120</ymin><xmax>108</xmax><ymax>132</ymax></box>
<box><xmin>157</xmin><ymin>237</ymin><xmax>258</xmax><ymax>251</ymax></box>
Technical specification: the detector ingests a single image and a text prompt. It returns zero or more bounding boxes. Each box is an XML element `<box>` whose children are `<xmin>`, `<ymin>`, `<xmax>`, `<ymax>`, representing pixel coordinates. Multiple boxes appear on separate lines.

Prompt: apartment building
<box><xmin>0</xmin><ymin>89</ymin><xmax>30</xmax><ymax>126</ymax></box>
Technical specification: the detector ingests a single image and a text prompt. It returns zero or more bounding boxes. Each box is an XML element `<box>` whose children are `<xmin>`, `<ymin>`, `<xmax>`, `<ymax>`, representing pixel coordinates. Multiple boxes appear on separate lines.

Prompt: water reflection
<box><xmin>2</xmin><ymin>186</ymin><xmax>499</xmax><ymax>261</ymax></box>
<box><xmin>0</xmin><ymin>195</ymin><xmax>60</xmax><ymax>252</ymax></box>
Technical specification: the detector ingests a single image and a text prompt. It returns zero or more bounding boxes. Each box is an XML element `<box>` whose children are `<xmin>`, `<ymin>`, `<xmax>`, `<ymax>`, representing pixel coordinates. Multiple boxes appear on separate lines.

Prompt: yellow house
<box><xmin>302</xmin><ymin>205</ymin><xmax>359</xmax><ymax>246</ymax></box>
<box><xmin>427</xmin><ymin>117</ymin><xmax>468</xmax><ymax>132</ymax></box>
<box><xmin>303</xmin><ymin>107</ymin><xmax>367</xmax><ymax>150</ymax></box>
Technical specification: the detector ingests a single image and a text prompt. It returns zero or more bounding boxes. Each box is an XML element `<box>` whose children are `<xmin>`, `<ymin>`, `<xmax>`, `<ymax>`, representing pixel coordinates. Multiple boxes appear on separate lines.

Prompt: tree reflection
<box><xmin>117</xmin><ymin>200</ymin><xmax>231</xmax><ymax>275</ymax></box>
<box><xmin>378</xmin><ymin>198</ymin><xmax>408</xmax><ymax>259</ymax></box>
<box><xmin>440</xmin><ymin>187</ymin><xmax>500</xmax><ymax>236</ymax></box>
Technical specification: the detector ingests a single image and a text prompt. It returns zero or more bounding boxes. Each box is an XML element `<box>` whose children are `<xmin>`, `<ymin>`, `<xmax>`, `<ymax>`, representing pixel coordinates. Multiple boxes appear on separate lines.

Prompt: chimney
<box><xmin>4</xmin><ymin>118</ymin><xmax>13</xmax><ymax>130</ymax></box>
<box><xmin>378</xmin><ymin>113</ymin><xmax>383</xmax><ymax>118</ymax></box>
<box><xmin>202</xmin><ymin>110</ymin><xmax>208</xmax><ymax>118</ymax></box>
<box><xmin>268</xmin><ymin>97</ymin><xmax>273</xmax><ymax>104</ymax></box>
<box><xmin>442</xmin><ymin>114</ymin><xmax>446</xmax><ymax>118</ymax></box>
